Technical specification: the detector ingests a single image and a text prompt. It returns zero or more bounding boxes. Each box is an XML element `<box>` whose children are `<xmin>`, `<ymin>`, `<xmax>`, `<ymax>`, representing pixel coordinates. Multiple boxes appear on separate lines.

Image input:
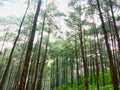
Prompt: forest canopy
<box><xmin>0</xmin><ymin>0</ymin><xmax>120</xmax><ymax>90</ymax></box>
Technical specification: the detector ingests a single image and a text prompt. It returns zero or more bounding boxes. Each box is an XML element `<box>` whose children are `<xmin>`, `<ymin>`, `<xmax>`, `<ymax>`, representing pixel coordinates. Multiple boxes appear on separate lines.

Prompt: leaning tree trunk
<box><xmin>109</xmin><ymin>0</ymin><xmax>120</xmax><ymax>54</ymax></box>
<box><xmin>13</xmin><ymin>40</ymin><xmax>27</xmax><ymax>90</ymax></box>
<box><xmin>96</xmin><ymin>0</ymin><xmax>119</xmax><ymax>89</ymax></box>
<box><xmin>32</xmin><ymin>10</ymin><xmax>47</xmax><ymax>90</ymax></box>
<box><xmin>18</xmin><ymin>0</ymin><xmax>42</xmax><ymax>90</ymax></box>
<box><xmin>0</xmin><ymin>27</ymin><xmax>9</xmax><ymax>54</ymax></box>
<box><xmin>0</xmin><ymin>1</ymin><xmax>30</xmax><ymax>89</ymax></box>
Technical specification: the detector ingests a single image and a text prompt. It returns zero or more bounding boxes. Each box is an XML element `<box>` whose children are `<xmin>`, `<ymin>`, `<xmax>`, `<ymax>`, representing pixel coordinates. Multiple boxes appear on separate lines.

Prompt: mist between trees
<box><xmin>0</xmin><ymin>0</ymin><xmax>120</xmax><ymax>90</ymax></box>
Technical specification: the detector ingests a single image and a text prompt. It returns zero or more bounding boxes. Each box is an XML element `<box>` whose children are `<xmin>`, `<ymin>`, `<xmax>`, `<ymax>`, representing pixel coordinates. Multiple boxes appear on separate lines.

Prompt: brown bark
<box><xmin>97</xmin><ymin>35</ymin><xmax>105</xmax><ymax>86</ymax></box>
<box><xmin>94</xmin><ymin>36</ymin><xmax>99</xmax><ymax>90</ymax></box>
<box><xmin>18</xmin><ymin>0</ymin><xmax>41</xmax><ymax>90</ymax></box>
<box><xmin>93</xmin><ymin>19</ymin><xmax>99</xmax><ymax>90</ymax></box>
<box><xmin>78</xmin><ymin>29</ymin><xmax>88</xmax><ymax>90</ymax></box>
<box><xmin>32</xmin><ymin>10</ymin><xmax>46</xmax><ymax>90</ymax></box>
<box><xmin>75</xmin><ymin>30</ymin><xmax>80</xmax><ymax>87</ymax></box>
<box><xmin>0</xmin><ymin>1</ymin><xmax>30</xmax><ymax>89</ymax></box>
<box><xmin>109</xmin><ymin>0</ymin><xmax>120</xmax><ymax>54</ymax></box>
<box><xmin>70</xmin><ymin>55</ymin><xmax>74</xmax><ymax>88</ymax></box>
<box><xmin>56</xmin><ymin>56</ymin><xmax>59</xmax><ymax>90</ymax></box>
<box><xmin>36</xmin><ymin>26</ymin><xmax>50</xmax><ymax>90</ymax></box>
<box><xmin>96</xmin><ymin>0</ymin><xmax>119</xmax><ymax>89</ymax></box>
<box><xmin>50</xmin><ymin>63</ymin><xmax>55</xmax><ymax>90</ymax></box>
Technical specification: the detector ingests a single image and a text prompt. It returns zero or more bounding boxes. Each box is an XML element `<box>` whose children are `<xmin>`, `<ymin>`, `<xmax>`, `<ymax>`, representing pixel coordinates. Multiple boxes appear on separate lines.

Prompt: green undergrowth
<box><xmin>53</xmin><ymin>84</ymin><xmax>114</xmax><ymax>90</ymax></box>
<box><xmin>53</xmin><ymin>71</ymin><xmax>120</xmax><ymax>90</ymax></box>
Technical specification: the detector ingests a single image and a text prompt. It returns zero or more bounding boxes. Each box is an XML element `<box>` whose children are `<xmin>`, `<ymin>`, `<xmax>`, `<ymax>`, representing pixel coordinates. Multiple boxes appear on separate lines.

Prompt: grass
<box><xmin>53</xmin><ymin>71</ymin><xmax>120</xmax><ymax>90</ymax></box>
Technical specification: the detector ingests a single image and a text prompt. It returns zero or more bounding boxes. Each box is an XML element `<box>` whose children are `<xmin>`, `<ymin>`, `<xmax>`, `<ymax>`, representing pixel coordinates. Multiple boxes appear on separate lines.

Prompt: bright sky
<box><xmin>0</xmin><ymin>0</ymin><xmax>69</xmax><ymax>17</ymax></box>
<box><xmin>0</xmin><ymin>0</ymin><xmax>70</xmax><ymax>50</ymax></box>
<box><xmin>0</xmin><ymin>0</ymin><xmax>26</xmax><ymax>17</ymax></box>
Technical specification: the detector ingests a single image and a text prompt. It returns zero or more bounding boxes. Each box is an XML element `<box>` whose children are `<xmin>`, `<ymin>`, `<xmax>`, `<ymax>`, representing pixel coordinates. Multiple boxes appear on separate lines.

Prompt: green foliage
<box><xmin>0</xmin><ymin>16</ymin><xmax>19</xmax><ymax>25</ymax></box>
<box><xmin>116</xmin><ymin>15</ymin><xmax>120</xmax><ymax>21</ymax></box>
<box><xmin>68</xmin><ymin>0</ymin><xmax>79</xmax><ymax>7</ymax></box>
<box><xmin>55</xmin><ymin>12</ymin><xmax>66</xmax><ymax>17</ymax></box>
<box><xmin>99</xmin><ymin>71</ymin><xmax>111</xmax><ymax>85</ymax></box>
<box><xmin>53</xmin><ymin>71</ymin><xmax>115</xmax><ymax>90</ymax></box>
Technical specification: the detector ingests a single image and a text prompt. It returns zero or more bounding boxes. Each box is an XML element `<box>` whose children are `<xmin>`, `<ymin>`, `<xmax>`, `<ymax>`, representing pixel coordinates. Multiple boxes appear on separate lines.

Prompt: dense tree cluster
<box><xmin>0</xmin><ymin>0</ymin><xmax>120</xmax><ymax>90</ymax></box>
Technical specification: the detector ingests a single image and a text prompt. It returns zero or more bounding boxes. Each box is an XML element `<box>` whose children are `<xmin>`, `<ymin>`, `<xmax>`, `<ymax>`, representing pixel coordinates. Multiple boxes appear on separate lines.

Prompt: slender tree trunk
<box><xmin>32</xmin><ymin>10</ymin><xmax>47</xmax><ymax>90</ymax></box>
<box><xmin>105</xmin><ymin>1</ymin><xmax>119</xmax><ymax>79</ymax></box>
<box><xmin>18</xmin><ymin>0</ymin><xmax>42</xmax><ymax>90</ymax></box>
<box><xmin>5</xmin><ymin>67</ymin><xmax>13</xmax><ymax>90</ymax></box>
<box><xmin>13</xmin><ymin>41</ymin><xmax>27</xmax><ymax>90</ymax></box>
<box><xmin>78</xmin><ymin>29</ymin><xmax>88</xmax><ymax>90</ymax></box>
<box><xmin>89</xmin><ymin>36</ymin><xmax>93</xmax><ymax>84</ymax></box>
<box><xmin>93</xmin><ymin>20</ymin><xmax>99</xmax><ymax>90</ymax></box>
<box><xmin>90</xmin><ymin>57</ymin><xmax>93</xmax><ymax>84</ymax></box>
<box><xmin>0</xmin><ymin>48</ymin><xmax>7</xmax><ymax>78</ymax></box>
<box><xmin>75</xmin><ymin>30</ymin><xmax>80</xmax><ymax>87</ymax></box>
<box><xmin>0</xmin><ymin>1</ymin><xmax>30</xmax><ymax>89</ymax></box>
<box><xmin>65</xmin><ymin>57</ymin><xmax>68</xmax><ymax>84</ymax></box>
<box><xmin>0</xmin><ymin>28</ymin><xmax>9</xmax><ymax>54</ymax></box>
<box><xmin>70</xmin><ymin>56</ymin><xmax>74</xmax><ymax>88</ymax></box>
<box><xmin>50</xmin><ymin>62</ymin><xmax>56</xmax><ymax>90</ymax></box>
<box><xmin>25</xmin><ymin>55</ymin><xmax>36</xmax><ymax>90</ymax></box>
<box><xmin>96</xmin><ymin>0</ymin><xmax>119</xmax><ymax>89</ymax></box>
<box><xmin>97</xmin><ymin>35</ymin><xmax>105</xmax><ymax>86</ymax></box>
<box><xmin>36</xmin><ymin>26</ymin><xmax>50</xmax><ymax>90</ymax></box>
<box><xmin>56</xmin><ymin>56</ymin><xmax>59</xmax><ymax>90</ymax></box>
<box><xmin>50</xmin><ymin>66</ymin><xmax>53</xmax><ymax>90</ymax></box>
<box><xmin>109</xmin><ymin>0</ymin><xmax>120</xmax><ymax>54</ymax></box>
<box><xmin>93</xmin><ymin>58</ymin><xmax>96</xmax><ymax>84</ymax></box>
<box><xmin>94</xmin><ymin>36</ymin><xmax>99</xmax><ymax>90</ymax></box>
<box><xmin>61</xmin><ymin>58</ymin><xmax>65</xmax><ymax>85</ymax></box>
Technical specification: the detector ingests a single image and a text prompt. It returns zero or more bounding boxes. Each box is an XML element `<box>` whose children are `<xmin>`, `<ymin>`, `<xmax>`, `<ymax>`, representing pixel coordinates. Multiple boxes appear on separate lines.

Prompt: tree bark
<box><xmin>109</xmin><ymin>0</ymin><xmax>120</xmax><ymax>54</ymax></box>
<box><xmin>18</xmin><ymin>0</ymin><xmax>41</xmax><ymax>90</ymax></box>
<box><xmin>0</xmin><ymin>1</ymin><xmax>30</xmax><ymax>89</ymax></box>
<box><xmin>96</xmin><ymin>0</ymin><xmax>119</xmax><ymax>89</ymax></box>
<box><xmin>70</xmin><ymin>55</ymin><xmax>74</xmax><ymax>88</ymax></box>
<box><xmin>36</xmin><ymin>25</ymin><xmax>50</xmax><ymax>90</ymax></box>
<box><xmin>56</xmin><ymin>56</ymin><xmax>59</xmax><ymax>90</ymax></box>
<box><xmin>75</xmin><ymin>30</ymin><xmax>80</xmax><ymax>87</ymax></box>
<box><xmin>78</xmin><ymin>28</ymin><xmax>88</xmax><ymax>90</ymax></box>
<box><xmin>32</xmin><ymin>10</ymin><xmax>47</xmax><ymax>90</ymax></box>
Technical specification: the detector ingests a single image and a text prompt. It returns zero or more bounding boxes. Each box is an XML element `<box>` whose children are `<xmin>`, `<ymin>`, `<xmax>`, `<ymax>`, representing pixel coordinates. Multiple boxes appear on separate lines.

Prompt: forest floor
<box><xmin>53</xmin><ymin>71</ymin><xmax>120</xmax><ymax>90</ymax></box>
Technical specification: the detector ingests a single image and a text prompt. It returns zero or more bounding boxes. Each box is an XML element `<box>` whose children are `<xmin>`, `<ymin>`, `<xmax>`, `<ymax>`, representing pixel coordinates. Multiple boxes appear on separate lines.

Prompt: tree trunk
<box><xmin>93</xmin><ymin>20</ymin><xmax>99</xmax><ymax>90</ymax></box>
<box><xmin>18</xmin><ymin>0</ymin><xmax>41</xmax><ymax>90</ymax></box>
<box><xmin>96</xmin><ymin>0</ymin><xmax>119</xmax><ymax>89</ymax></box>
<box><xmin>13</xmin><ymin>41</ymin><xmax>27</xmax><ymax>90</ymax></box>
<box><xmin>56</xmin><ymin>56</ymin><xmax>59</xmax><ymax>90</ymax></box>
<box><xmin>94</xmin><ymin>36</ymin><xmax>99</xmax><ymax>90</ymax></box>
<box><xmin>32</xmin><ymin>10</ymin><xmax>46</xmax><ymax>90</ymax></box>
<box><xmin>78</xmin><ymin>29</ymin><xmax>88</xmax><ymax>90</ymax></box>
<box><xmin>36</xmin><ymin>26</ymin><xmax>50</xmax><ymax>90</ymax></box>
<box><xmin>75</xmin><ymin>30</ymin><xmax>80</xmax><ymax>87</ymax></box>
<box><xmin>97</xmin><ymin>34</ymin><xmax>105</xmax><ymax>86</ymax></box>
<box><xmin>0</xmin><ymin>1</ymin><xmax>30</xmax><ymax>89</ymax></box>
<box><xmin>70</xmin><ymin>56</ymin><xmax>74</xmax><ymax>88</ymax></box>
<box><xmin>109</xmin><ymin>0</ymin><xmax>120</xmax><ymax>54</ymax></box>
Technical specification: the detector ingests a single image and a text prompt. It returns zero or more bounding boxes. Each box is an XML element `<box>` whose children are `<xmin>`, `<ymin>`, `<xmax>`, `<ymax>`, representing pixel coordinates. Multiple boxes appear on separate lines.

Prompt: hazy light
<box><xmin>0</xmin><ymin>1</ymin><xmax>26</xmax><ymax>17</ymax></box>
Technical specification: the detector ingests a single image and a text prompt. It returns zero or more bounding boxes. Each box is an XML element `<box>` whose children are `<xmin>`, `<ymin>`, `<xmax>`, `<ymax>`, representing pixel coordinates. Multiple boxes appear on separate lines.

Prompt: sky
<box><xmin>0</xmin><ymin>0</ymin><xmax>26</xmax><ymax>17</ymax></box>
<box><xmin>0</xmin><ymin>0</ymin><xmax>70</xmax><ymax>49</ymax></box>
<box><xmin>0</xmin><ymin>0</ymin><xmax>69</xmax><ymax>17</ymax></box>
